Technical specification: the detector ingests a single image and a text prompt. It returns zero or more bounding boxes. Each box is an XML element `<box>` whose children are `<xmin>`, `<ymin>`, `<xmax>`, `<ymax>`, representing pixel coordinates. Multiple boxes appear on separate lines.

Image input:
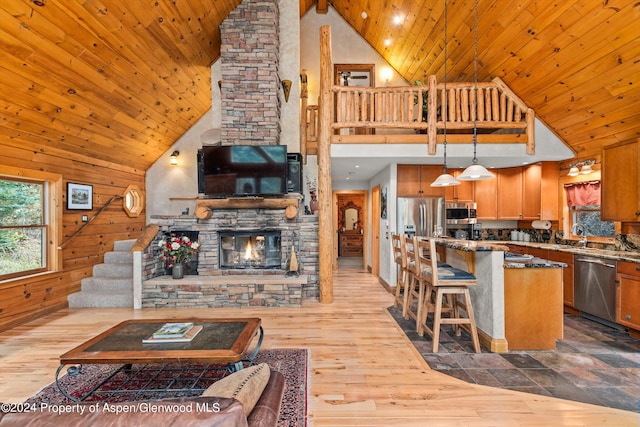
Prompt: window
<box><xmin>0</xmin><ymin>178</ymin><xmax>48</xmax><ymax>279</ymax></box>
<box><xmin>564</xmin><ymin>180</ymin><xmax>615</xmax><ymax>240</ymax></box>
<box><xmin>569</xmin><ymin>205</ymin><xmax>615</xmax><ymax>238</ymax></box>
<box><xmin>0</xmin><ymin>169</ymin><xmax>61</xmax><ymax>281</ymax></box>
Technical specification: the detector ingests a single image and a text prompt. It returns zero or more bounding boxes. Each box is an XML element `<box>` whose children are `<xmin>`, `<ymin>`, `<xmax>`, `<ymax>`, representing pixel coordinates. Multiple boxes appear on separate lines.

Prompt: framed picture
<box><xmin>67</xmin><ymin>183</ymin><xmax>93</xmax><ymax>210</ymax></box>
<box><xmin>381</xmin><ymin>186</ymin><xmax>388</xmax><ymax>219</ymax></box>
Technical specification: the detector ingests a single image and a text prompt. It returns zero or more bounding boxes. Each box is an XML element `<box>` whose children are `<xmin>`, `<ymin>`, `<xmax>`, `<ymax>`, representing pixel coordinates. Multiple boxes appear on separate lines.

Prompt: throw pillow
<box><xmin>202</xmin><ymin>363</ymin><xmax>271</xmax><ymax>416</ymax></box>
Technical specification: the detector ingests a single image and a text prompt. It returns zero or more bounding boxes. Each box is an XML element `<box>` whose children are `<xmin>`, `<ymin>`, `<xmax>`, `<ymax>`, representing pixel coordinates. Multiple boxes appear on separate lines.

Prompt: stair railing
<box><xmin>59</xmin><ymin>195</ymin><xmax>123</xmax><ymax>249</ymax></box>
<box><xmin>130</xmin><ymin>224</ymin><xmax>161</xmax><ymax>309</ymax></box>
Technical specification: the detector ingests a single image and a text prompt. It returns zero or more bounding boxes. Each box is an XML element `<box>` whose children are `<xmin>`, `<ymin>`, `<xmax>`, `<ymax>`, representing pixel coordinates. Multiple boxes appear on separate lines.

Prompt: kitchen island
<box><xmin>434</xmin><ymin>239</ymin><xmax>566</xmax><ymax>352</ymax></box>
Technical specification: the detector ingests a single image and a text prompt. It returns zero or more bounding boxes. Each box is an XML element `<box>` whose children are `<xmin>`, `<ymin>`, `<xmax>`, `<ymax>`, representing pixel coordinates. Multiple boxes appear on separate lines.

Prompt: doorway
<box><xmin>334</xmin><ymin>190</ymin><xmax>367</xmax><ymax>270</ymax></box>
<box><xmin>334</xmin><ymin>63</ymin><xmax>375</xmax><ymax>136</ymax></box>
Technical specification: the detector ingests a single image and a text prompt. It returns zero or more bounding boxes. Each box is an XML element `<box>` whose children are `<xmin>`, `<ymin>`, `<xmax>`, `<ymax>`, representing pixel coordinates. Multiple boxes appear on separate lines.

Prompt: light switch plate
<box><xmin>81</xmin><ymin>215</ymin><xmax>88</xmax><ymax>222</ymax></box>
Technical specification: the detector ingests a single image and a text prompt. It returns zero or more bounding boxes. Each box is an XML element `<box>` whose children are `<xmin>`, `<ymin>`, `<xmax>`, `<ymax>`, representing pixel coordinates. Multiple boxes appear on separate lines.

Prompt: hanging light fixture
<box><xmin>431</xmin><ymin>0</ymin><xmax>460</xmax><ymax>188</ymax></box>
<box><xmin>458</xmin><ymin>0</ymin><xmax>495</xmax><ymax>181</ymax></box>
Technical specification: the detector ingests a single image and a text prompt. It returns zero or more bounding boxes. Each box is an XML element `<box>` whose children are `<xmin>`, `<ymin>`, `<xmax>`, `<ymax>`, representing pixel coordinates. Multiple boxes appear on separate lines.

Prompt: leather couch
<box><xmin>0</xmin><ymin>368</ymin><xmax>285</xmax><ymax>427</ymax></box>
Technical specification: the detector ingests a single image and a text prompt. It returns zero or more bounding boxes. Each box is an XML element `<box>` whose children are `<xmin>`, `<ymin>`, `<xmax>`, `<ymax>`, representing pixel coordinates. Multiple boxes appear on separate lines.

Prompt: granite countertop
<box><xmin>504</xmin><ymin>241</ymin><xmax>640</xmax><ymax>264</ymax></box>
<box><xmin>433</xmin><ymin>238</ymin><xmax>510</xmax><ymax>252</ymax></box>
<box><xmin>503</xmin><ymin>253</ymin><xmax>567</xmax><ymax>269</ymax></box>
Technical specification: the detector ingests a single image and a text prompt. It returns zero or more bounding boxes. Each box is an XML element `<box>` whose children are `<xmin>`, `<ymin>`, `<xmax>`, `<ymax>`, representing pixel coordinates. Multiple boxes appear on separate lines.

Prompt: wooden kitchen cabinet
<box><xmin>496</xmin><ymin>163</ymin><xmax>559</xmax><ymax>221</ymax></box>
<box><xmin>504</xmin><ymin>267</ymin><xmax>564</xmax><ymax>350</ymax></box>
<box><xmin>546</xmin><ymin>250</ymin><xmax>575</xmax><ymax>308</ymax></box>
<box><xmin>497</xmin><ymin>167</ymin><xmax>523</xmax><ymax>219</ymax></box>
<box><xmin>397</xmin><ymin>165</ymin><xmax>445</xmax><ymax>197</ymax></box>
<box><xmin>444</xmin><ymin>169</ymin><xmax>475</xmax><ymax>202</ymax></box>
<box><xmin>616</xmin><ymin>261</ymin><xmax>640</xmax><ymax>331</ymax></box>
<box><xmin>602</xmin><ymin>140</ymin><xmax>640</xmax><ymax>222</ymax></box>
<box><xmin>339</xmin><ymin>232</ymin><xmax>363</xmax><ymax>256</ymax></box>
<box><xmin>474</xmin><ymin>176</ymin><xmax>497</xmax><ymax>219</ymax></box>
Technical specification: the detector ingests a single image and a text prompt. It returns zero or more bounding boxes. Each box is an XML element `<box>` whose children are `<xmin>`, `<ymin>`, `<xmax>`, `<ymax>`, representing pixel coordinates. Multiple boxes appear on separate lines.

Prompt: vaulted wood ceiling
<box><xmin>1</xmin><ymin>0</ymin><xmax>638</xmax><ymax>171</ymax></box>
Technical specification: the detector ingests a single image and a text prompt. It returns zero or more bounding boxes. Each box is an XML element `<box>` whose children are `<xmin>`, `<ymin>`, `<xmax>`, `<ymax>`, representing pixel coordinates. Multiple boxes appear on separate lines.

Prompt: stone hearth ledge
<box><xmin>142</xmin><ymin>274</ymin><xmax>308</xmax><ymax>308</ymax></box>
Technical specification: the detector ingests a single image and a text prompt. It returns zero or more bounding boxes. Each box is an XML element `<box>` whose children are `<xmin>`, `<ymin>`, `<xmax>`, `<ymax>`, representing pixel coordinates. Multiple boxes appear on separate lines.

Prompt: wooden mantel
<box><xmin>195</xmin><ymin>197</ymin><xmax>301</xmax><ymax>219</ymax></box>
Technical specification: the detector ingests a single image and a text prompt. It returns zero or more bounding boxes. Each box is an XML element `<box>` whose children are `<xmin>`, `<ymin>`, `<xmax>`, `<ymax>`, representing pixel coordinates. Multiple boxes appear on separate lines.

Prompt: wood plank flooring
<box><xmin>0</xmin><ymin>268</ymin><xmax>638</xmax><ymax>425</ymax></box>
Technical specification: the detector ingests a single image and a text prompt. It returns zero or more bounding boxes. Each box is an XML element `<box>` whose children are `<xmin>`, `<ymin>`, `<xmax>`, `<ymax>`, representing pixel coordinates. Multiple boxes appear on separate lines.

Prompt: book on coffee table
<box><xmin>143</xmin><ymin>325</ymin><xmax>203</xmax><ymax>344</ymax></box>
<box><xmin>151</xmin><ymin>322</ymin><xmax>194</xmax><ymax>339</ymax></box>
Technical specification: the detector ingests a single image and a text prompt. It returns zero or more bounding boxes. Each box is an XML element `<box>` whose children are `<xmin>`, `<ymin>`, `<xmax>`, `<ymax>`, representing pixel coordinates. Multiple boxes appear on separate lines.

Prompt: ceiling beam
<box><xmin>316</xmin><ymin>0</ymin><xmax>328</xmax><ymax>14</ymax></box>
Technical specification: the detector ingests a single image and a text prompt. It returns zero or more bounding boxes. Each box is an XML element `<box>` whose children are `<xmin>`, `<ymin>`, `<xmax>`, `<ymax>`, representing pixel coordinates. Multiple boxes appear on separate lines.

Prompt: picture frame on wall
<box><xmin>67</xmin><ymin>183</ymin><xmax>93</xmax><ymax>210</ymax></box>
<box><xmin>381</xmin><ymin>186</ymin><xmax>388</xmax><ymax>219</ymax></box>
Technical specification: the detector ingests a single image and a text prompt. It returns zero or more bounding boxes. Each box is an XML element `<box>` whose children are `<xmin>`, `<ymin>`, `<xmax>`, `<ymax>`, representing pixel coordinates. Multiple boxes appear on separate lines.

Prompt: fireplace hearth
<box><xmin>219</xmin><ymin>230</ymin><xmax>282</xmax><ymax>269</ymax></box>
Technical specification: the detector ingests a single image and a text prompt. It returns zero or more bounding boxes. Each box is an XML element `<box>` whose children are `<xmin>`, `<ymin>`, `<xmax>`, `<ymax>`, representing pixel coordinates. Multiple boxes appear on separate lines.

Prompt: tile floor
<box><xmin>388</xmin><ymin>306</ymin><xmax>640</xmax><ymax>412</ymax></box>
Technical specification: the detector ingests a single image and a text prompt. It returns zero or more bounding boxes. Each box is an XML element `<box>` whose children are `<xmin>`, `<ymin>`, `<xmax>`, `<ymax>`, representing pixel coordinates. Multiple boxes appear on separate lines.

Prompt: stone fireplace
<box><xmin>219</xmin><ymin>230</ymin><xmax>282</xmax><ymax>270</ymax></box>
<box><xmin>139</xmin><ymin>0</ymin><xmax>316</xmax><ymax>308</ymax></box>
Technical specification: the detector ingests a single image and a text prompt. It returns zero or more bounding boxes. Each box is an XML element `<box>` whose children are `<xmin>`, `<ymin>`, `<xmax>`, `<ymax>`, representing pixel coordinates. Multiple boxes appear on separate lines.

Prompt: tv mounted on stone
<box><xmin>198</xmin><ymin>145</ymin><xmax>288</xmax><ymax>198</ymax></box>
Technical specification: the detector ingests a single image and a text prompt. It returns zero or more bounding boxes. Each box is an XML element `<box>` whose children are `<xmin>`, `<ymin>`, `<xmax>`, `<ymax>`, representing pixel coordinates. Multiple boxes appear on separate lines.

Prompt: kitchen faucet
<box><xmin>571</xmin><ymin>223</ymin><xmax>588</xmax><ymax>248</ymax></box>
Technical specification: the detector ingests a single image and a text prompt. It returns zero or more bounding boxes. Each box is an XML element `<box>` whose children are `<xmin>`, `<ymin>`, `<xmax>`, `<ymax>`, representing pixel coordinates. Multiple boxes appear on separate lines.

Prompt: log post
<box><xmin>526</xmin><ymin>108</ymin><xmax>535</xmax><ymax>154</ymax></box>
<box><xmin>427</xmin><ymin>75</ymin><xmax>437</xmax><ymax>154</ymax></box>
<box><xmin>300</xmin><ymin>69</ymin><xmax>308</xmax><ymax>164</ymax></box>
<box><xmin>318</xmin><ymin>25</ymin><xmax>334</xmax><ymax>303</ymax></box>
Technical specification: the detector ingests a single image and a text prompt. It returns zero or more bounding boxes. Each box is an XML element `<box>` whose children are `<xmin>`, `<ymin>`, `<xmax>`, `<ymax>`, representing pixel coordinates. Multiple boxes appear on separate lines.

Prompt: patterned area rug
<box><xmin>25</xmin><ymin>348</ymin><xmax>308</xmax><ymax>426</ymax></box>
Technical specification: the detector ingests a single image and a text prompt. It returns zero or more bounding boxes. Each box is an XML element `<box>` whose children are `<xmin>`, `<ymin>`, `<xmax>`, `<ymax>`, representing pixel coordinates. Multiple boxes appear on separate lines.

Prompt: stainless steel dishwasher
<box><xmin>574</xmin><ymin>256</ymin><xmax>617</xmax><ymax>323</ymax></box>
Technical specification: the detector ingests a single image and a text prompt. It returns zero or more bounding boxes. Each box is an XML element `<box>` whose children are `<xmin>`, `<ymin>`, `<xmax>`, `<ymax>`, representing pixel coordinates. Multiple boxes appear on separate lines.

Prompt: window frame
<box><xmin>0</xmin><ymin>168</ymin><xmax>62</xmax><ymax>282</ymax></box>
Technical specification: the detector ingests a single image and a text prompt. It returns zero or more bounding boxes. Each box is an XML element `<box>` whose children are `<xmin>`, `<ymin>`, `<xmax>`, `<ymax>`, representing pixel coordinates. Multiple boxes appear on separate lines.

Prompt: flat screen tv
<box><xmin>198</xmin><ymin>145</ymin><xmax>288</xmax><ymax>197</ymax></box>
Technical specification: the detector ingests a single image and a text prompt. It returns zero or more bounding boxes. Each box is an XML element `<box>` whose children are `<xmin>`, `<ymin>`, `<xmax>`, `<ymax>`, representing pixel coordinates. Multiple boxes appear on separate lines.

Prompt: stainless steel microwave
<box><xmin>446</xmin><ymin>202</ymin><xmax>477</xmax><ymax>224</ymax></box>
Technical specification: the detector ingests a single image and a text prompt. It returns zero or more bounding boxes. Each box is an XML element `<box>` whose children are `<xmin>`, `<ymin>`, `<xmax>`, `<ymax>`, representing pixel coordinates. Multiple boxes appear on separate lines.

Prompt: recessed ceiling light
<box><xmin>384</xmin><ymin>38</ymin><xmax>392</xmax><ymax>46</ymax></box>
<box><xmin>393</xmin><ymin>15</ymin><xmax>403</xmax><ymax>26</ymax></box>
<box><xmin>355</xmin><ymin>165</ymin><xmax>360</xmax><ymax>168</ymax></box>
<box><xmin>361</xmin><ymin>11</ymin><xmax>368</xmax><ymax>19</ymax></box>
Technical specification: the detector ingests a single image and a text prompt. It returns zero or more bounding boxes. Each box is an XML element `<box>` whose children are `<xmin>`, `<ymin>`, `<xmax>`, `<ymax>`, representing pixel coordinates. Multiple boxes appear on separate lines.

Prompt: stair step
<box><xmin>113</xmin><ymin>239</ymin><xmax>136</xmax><ymax>252</ymax></box>
<box><xmin>104</xmin><ymin>251</ymin><xmax>134</xmax><ymax>263</ymax></box>
<box><xmin>68</xmin><ymin>290</ymin><xmax>132</xmax><ymax>308</ymax></box>
<box><xmin>93</xmin><ymin>262</ymin><xmax>133</xmax><ymax>277</ymax></box>
<box><xmin>80</xmin><ymin>276</ymin><xmax>133</xmax><ymax>292</ymax></box>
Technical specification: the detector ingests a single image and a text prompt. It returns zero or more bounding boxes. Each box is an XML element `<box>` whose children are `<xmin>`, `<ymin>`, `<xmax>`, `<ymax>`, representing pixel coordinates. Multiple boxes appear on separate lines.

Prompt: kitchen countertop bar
<box><xmin>433</xmin><ymin>238</ymin><xmax>566</xmax><ymax>352</ymax></box>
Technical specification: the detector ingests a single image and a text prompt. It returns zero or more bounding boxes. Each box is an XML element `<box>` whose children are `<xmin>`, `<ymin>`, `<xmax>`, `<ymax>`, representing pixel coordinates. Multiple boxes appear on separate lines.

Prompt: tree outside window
<box><xmin>0</xmin><ymin>178</ymin><xmax>47</xmax><ymax>278</ymax></box>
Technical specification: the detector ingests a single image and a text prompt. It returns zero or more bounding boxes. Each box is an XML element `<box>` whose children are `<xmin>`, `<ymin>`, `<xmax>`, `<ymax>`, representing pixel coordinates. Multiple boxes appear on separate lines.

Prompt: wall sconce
<box><xmin>281</xmin><ymin>79</ymin><xmax>292</xmax><ymax>102</ymax></box>
<box><xmin>381</xmin><ymin>67</ymin><xmax>393</xmax><ymax>84</ymax></box>
<box><xmin>567</xmin><ymin>159</ymin><xmax>595</xmax><ymax>176</ymax></box>
<box><xmin>170</xmin><ymin>151</ymin><xmax>180</xmax><ymax>166</ymax></box>
<box><xmin>580</xmin><ymin>160</ymin><xmax>594</xmax><ymax>174</ymax></box>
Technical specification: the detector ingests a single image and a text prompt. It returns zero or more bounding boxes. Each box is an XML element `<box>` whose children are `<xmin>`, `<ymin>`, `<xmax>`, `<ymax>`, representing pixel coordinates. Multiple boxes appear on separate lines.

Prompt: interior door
<box><xmin>371</xmin><ymin>185</ymin><xmax>380</xmax><ymax>277</ymax></box>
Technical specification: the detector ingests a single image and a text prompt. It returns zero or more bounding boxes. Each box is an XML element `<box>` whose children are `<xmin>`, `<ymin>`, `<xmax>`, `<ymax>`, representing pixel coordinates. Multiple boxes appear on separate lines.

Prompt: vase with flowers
<box><xmin>159</xmin><ymin>234</ymin><xmax>200</xmax><ymax>279</ymax></box>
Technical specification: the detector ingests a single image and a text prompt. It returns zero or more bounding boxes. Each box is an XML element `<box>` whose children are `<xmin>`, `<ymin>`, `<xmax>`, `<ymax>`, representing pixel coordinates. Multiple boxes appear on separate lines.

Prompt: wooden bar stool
<box><xmin>391</xmin><ymin>234</ymin><xmax>410</xmax><ymax>318</ymax></box>
<box><xmin>416</xmin><ymin>238</ymin><xmax>481</xmax><ymax>353</ymax></box>
<box><xmin>403</xmin><ymin>235</ymin><xmax>422</xmax><ymax>329</ymax></box>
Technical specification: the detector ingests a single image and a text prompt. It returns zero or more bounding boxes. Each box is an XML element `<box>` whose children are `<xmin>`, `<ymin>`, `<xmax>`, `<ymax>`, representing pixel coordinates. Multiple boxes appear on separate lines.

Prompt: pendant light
<box><xmin>431</xmin><ymin>0</ymin><xmax>460</xmax><ymax>188</ymax></box>
<box><xmin>457</xmin><ymin>0</ymin><xmax>495</xmax><ymax>181</ymax></box>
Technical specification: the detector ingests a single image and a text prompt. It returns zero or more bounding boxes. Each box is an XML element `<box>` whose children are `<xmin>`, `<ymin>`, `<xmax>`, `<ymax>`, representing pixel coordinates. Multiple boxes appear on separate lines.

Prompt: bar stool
<box><xmin>416</xmin><ymin>238</ymin><xmax>481</xmax><ymax>353</ymax></box>
<box><xmin>403</xmin><ymin>235</ymin><xmax>422</xmax><ymax>329</ymax></box>
<box><xmin>391</xmin><ymin>234</ymin><xmax>410</xmax><ymax>318</ymax></box>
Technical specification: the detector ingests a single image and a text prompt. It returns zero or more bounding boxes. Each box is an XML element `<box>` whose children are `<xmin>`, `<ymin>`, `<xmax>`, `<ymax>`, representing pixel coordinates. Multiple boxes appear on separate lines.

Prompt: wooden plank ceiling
<box><xmin>1</xmin><ymin>0</ymin><xmax>638</xmax><ymax>171</ymax></box>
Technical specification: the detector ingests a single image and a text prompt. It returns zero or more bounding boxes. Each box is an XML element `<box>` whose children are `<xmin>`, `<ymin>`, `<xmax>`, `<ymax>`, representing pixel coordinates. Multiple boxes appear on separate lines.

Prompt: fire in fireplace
<box><xmin>219</xmin><ymin>230</ymin><xmax>282</xmax><ymax>269</ymax></box>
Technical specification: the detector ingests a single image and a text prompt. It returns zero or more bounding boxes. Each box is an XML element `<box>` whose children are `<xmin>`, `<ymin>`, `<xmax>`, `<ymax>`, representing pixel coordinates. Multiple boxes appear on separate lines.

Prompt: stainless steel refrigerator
<box><xmin>397</xmin><ymin>196</ymin><xmax>447</xmax><ymax>237</ymax></box>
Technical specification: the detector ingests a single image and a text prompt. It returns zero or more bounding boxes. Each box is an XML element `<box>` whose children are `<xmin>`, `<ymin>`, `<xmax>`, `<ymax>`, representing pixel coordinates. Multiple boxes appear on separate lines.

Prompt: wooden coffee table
<box><xmin>56</xmin><ymin>318</ymin><xmax>263</xmax><ymax>401</ymax></box>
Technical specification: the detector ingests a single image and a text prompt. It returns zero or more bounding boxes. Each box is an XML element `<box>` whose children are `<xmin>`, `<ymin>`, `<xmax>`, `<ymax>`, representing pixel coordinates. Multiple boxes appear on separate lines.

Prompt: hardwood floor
<box><xmin>1</xmin><ymin>268</ymin><xmax>638</xmax><ymax>426</ymax></box>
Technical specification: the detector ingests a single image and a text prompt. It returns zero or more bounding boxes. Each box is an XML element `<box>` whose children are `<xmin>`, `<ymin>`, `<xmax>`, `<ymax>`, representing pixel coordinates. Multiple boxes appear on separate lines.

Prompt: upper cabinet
<box><xmin>397</xmin><ymin>162</ymin><xmax>560</xmax><ymax>221</ymax></box>
<box><xmin>602</xmin><ymin>140</ymin><xmax>640</xmax><ymax>222</ymax></box>
<box><xmin>397</xmin><ymin>165</ymin><xmax>445</xmax><ymax>197</ymax></box>
<box><xmin>495</xmin><ymin>163</ymin><xmax>559</xmax><ymax>221</ymax></box>
<box><xmin>444</xmin><ymin>169</ymin><xmax>475</xmax><ymax>202</ymax></box>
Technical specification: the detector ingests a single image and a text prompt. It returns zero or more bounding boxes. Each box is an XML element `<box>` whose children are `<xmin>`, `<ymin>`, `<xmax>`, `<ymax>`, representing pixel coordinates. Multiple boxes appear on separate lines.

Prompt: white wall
<box><xmin>147</xmin><ymin>0</ymin><xmax>300</xmax><ymax>219</ymax></box>
<box><xmin>369</xmin><ymin>164</ymin><xmax>396</xmax><ymax>286</ymax></box>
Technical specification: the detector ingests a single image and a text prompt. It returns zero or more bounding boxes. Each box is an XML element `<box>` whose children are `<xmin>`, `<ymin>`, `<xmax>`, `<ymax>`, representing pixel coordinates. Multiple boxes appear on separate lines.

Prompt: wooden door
<box><xmin>497</xmin><ymin>167</ymin><xmax>523</xmax><ymax>219</ymax></box>
<box><xmin>371</xmin><ymin>185</ymin><xmax>380</xmax><ymax>276</ymax></box>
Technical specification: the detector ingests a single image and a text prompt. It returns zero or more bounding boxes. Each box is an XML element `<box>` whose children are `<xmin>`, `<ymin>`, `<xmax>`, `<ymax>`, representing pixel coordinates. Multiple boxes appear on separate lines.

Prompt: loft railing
<box><xmin>301</xmin><ymin>72</ymin><xmax>535</xmax><ymax>159</ymax></box>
